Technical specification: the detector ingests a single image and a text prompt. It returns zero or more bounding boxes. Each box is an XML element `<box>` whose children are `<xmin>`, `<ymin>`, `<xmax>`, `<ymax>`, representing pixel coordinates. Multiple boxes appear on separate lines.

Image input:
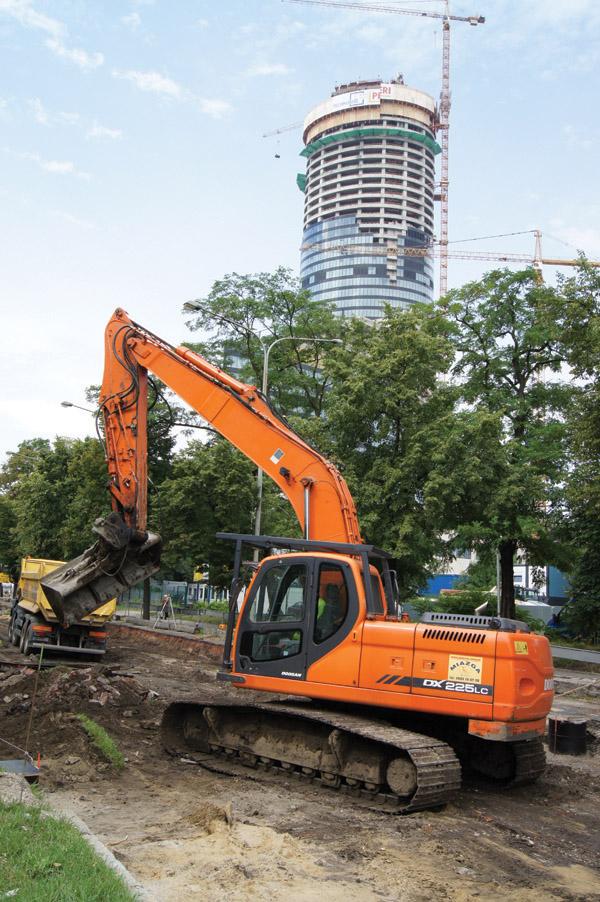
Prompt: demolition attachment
<box><xmin>41</xmin><ymin>512</ymin><xmax>162</xmax><ymax>627</ymax></box>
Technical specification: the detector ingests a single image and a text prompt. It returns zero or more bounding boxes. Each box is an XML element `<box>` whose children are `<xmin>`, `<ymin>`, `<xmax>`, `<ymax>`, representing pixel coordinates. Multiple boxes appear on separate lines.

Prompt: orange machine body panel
<box><xmin>231</xmin><ymin>552</ymin><xmax>554</xmax><ymax>739</ymax></box>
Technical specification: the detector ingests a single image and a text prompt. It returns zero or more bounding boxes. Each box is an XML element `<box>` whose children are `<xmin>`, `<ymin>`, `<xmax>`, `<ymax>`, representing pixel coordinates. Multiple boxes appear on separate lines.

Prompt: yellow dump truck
<box><xmin>7</xmin><ymin>557</ymin><xmax>116</xmax><ymax>656</ymax></box>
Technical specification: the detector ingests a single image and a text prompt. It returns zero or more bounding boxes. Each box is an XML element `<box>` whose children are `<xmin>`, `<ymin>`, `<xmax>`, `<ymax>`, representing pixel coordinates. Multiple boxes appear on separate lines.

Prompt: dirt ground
<box><xmin>1</xmin><ymin>619</ymin><xmax>599</xmax><ymax>902</ymax></box>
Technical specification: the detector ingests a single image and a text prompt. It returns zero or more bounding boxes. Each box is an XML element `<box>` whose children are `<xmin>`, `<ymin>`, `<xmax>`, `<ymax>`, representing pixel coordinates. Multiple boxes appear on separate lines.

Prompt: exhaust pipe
<box><xmin>41</xmin><ymin>512</ymin><xmax>162</xmax><ymax>627</ymax></box>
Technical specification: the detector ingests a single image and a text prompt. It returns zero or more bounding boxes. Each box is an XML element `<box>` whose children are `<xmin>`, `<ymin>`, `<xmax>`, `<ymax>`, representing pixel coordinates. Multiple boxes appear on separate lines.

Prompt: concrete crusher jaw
<box><xmin>41</xmin><ymin>512</ymin><xmax>162</xmax><ymax>628</ymax></box>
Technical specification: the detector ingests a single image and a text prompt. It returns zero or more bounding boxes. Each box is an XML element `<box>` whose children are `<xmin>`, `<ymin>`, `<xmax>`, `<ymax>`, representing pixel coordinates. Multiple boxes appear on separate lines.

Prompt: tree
<box><xmin>321</xmin><ymin>304</ymin><xmax>456</xmax><ymax>596</ymax></box>
<box><xmin>0</xmin><ymin>437</ymin><xmax>109</xmax><ymax>564</ymax></box>
<box><xmin>58</xmin><ymin>438</ymin><xmax>111</xmax><ymax>559</ymax></box>
<box><xmin>184</xmin><ymin>267</ymin><xmax>343</xmax><ymax>417</ymax></box>
<box><xmin>552</xmin><ymin>263</ymin><xmax>600</xmax><ymax>639</ymax></box>
<box><xmin>0</xmin><ymin>495</ymin><xmax>19</xmax><ymax>578</ymax></box>
<box><xmin>156</xmin><ymin>439</ymin><xmax>257</xmax><ymax>584</ymax></box>
<box><xmin>443</xmin><ymin>269</ymin><xmax>569</xmax><ymax>619</ymax></box>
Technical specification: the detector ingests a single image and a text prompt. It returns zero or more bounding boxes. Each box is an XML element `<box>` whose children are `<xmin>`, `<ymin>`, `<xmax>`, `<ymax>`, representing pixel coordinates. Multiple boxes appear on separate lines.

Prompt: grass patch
<box><xmin>0</xmin><ymin>800</ymin><xmax>135</xmax><ymax>901</ymax></box>
<box><xmin>76</xmin><ymin>715</ymin><xmax>125</xmax><ymax>770</ymax></box>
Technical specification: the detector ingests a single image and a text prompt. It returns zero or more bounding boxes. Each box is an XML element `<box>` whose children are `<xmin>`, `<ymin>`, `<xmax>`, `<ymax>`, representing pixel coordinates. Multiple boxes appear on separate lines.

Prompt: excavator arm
<box><xmin>42</xmin><ymin>308</ymin><xmax>360</xmax><ymax>625</ymax></box>
<box><xmin>101</xmin><ymin>308</ymin><xmax>360</xmax><ymax>543</ymax></box>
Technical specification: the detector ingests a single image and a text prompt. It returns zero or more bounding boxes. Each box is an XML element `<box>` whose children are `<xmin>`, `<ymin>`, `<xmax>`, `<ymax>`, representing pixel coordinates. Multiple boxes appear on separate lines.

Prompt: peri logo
<box><xmin>447</xmin><ymin>655</ymin><xmax>483</xmax><ymax>684</ymax></box>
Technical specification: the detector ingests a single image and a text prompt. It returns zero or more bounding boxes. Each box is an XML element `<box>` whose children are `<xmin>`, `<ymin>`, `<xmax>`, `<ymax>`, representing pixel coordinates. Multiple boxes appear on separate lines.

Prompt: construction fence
<box><xmin>118</xmin><ymin>580</ymin><xmax>230</xmax><ymax>618</ymax></box>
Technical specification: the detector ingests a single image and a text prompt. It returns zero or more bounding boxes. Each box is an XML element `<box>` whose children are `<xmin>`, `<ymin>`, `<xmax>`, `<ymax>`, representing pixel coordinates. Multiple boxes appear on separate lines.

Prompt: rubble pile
<box><xmin>0</xmin><ymin>663</ymin><xmax>161</xmax><ymax>784</ymax></box>
<box><xmin>0</xmin><ymin>664</ymin><xmax>156</xmax><ymax>715</ymax></box>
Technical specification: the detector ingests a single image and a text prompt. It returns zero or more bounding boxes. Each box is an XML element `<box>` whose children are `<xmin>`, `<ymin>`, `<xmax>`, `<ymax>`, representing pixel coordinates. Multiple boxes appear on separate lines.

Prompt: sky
<box><xmin>1</xmin><ymin>0</ymin><xmax>599</xmax><ymax>462</ymax></box>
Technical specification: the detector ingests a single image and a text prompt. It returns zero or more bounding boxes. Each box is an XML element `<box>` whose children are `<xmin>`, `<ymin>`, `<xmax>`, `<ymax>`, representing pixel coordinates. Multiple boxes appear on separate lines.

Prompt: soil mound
<box><xmin>0</xmin><ymin>663</ymin><xmax>161</xmax><ymax>787</ymax></box>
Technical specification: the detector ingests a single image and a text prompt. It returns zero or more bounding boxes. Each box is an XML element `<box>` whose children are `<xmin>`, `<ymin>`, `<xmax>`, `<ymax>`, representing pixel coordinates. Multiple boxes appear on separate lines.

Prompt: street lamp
<box><xmin>253</xmin><ymin>333</ymin><xmax>342</xmax><ymax>540</ymax></box>
<box><xmin>60</xmin><ymin>400</ymin><xmax>95</xmax><ymax>413</ymax></box>
<box><xmin>183</xmin><ymin>300</ymin><xmax>343</xmax><ymax>540</ymax></box>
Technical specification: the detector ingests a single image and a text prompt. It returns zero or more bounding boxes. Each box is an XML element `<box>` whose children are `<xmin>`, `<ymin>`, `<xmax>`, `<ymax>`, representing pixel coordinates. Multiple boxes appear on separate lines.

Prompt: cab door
<box><xmin>235</xmin><ymin>556</ymin><xmax>310</xmax><ymax>682</ymax></box>
<box><xmin>305</xmin><ymin>558</ymin><xmax>362</xmax><ymax>688</ymax></box>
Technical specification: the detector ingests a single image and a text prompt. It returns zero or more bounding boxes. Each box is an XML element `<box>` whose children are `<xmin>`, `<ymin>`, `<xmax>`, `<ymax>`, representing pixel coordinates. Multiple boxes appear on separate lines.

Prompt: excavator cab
<box><xmin>218</xmin><ymin>533</ymin><xmax>397</xmax><ymax>685</ymax></box>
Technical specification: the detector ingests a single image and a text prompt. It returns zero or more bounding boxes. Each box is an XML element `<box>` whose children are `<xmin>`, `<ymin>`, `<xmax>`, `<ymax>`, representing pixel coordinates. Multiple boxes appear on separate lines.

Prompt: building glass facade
<box><xmin>299</xmin><ymin>79</ymin><xmax>440</xmax><ymax>319</ymax></box>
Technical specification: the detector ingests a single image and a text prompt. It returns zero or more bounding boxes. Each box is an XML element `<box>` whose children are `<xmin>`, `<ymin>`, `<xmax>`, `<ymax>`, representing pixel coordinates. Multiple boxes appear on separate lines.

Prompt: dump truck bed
<box><xmin>18</xmin><ymin>557</ymin><xmax>116</xmax><ymax>623</ymax></box>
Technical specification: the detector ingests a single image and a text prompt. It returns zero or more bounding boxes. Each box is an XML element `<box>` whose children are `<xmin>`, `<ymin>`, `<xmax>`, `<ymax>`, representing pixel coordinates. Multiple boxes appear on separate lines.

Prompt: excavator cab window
<box><xmin>314</xmin><ymin>563</ymin><xmax>349</xmax><ymax>644</ymax></box>
<box><xmin>248</xmin><ymin>562</ymin><xmax>306</xmax><ymax>623</ymax></box>
<box><xmin>369</xmin><ymin>570</ymin><xmax>386</xmax><ymax>615</ymax></box>
<box><xmin>239</xmin><ymin>560</ymin><xmax>307</xmax><ymax>665</ymax></box>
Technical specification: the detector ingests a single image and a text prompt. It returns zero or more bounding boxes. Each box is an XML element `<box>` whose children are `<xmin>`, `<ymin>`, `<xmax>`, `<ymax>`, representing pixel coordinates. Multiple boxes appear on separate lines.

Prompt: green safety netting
<box><xmin>296</xmin><ymin>172</ymin><xmax>307</xmax><ymax>192</ymax></box>
<box><xmin>300</xmin><ymin>126</ymin><xmax>441</xmax><ymax>158</ymax></box>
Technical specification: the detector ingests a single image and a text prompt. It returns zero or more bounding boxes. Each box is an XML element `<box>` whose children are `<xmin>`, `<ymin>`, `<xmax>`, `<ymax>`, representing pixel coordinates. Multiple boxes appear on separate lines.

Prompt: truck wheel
<box><xmin>20</xmin><ymin>621</ymin><xmax>32</xmax><ymax>655</ymax></box>
<box><xmin>8</xmin><ymin>615</ymin><xmax>17</xmax><ymax>645</ymax></box>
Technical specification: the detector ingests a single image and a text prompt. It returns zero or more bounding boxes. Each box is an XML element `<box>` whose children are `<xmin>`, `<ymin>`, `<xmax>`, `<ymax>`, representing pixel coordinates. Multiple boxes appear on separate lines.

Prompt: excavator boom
<box><xmin>43</xmin><ymin>308</ymin><xmax>360</xmax><ymax>625</ymax></box>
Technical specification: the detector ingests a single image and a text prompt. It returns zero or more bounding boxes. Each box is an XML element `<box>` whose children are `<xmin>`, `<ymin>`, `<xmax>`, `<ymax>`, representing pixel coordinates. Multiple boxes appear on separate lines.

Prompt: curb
<box><xmin>47</xmin><ymin>803</ymin><xmax>154</xmax><ymax>901</ymax></box>
<box><xmin>1</xmin><ymin>774</ymin><xmax>152</xmax><ymax>901</ymax></box>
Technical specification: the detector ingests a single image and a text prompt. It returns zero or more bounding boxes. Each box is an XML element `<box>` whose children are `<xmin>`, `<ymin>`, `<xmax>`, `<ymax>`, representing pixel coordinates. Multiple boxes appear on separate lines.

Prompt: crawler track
<box><xmin>161</xmin><ymin>698</ymin><xmax>462</xmax><ymax>814</ymax></box>
<box><xmin>511</xmin><ymin>737</ymin><xmax>547</xmax><ymax>786</ymax></box>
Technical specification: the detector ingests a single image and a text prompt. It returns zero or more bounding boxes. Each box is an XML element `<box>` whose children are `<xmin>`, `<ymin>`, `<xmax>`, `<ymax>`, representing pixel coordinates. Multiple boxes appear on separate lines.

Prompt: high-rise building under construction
<box><xmin>299</xmin><ymin>77</ymin><xmax>440</xmax><ymax>319</ymax></box>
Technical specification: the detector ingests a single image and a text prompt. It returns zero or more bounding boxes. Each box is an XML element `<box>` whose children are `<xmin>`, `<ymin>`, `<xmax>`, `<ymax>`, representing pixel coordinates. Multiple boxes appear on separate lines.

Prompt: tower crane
<box><xmin>262</xmin><ymin>121</ymin><xmax>304</xmax><ymax>138</ymax></box>
<box><xmin>301</xmin><ymin>229</ymin><xmax>600</xmax><ymax>280</ymax></box>
<box><xmin>285</xmin><ymin>0</ymin><xmax>485</xmax><ymax>297</ymax></box>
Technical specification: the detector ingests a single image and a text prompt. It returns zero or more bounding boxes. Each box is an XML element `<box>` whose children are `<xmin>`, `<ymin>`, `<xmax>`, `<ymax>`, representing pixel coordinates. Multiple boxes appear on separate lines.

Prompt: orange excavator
<box><xmin>43</xmin><ymin>309</ymin><xmax>554</xmax><ymax>813</ymax></box>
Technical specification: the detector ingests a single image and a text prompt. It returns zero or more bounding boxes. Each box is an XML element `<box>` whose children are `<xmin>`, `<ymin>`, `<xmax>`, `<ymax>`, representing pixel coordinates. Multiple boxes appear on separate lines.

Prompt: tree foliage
<box><xmin>321</xmin><ymin>304</ymin><xmax>455</xmax><ymax>595</ymax></box>
<box><xmin>552</xmin><ymin>264</ymin><xmax>600</xmax><ymax>638</ymax></box>
<box><xmin>443</xmin><ymin>269</ymin><xmax>569</xmax><ymax>618</ymax></box>
<box><xmin>0</xmin><ymin>437</ymin><xmax>110</xmax><ymax>565</ymax></box>
<box><xmin>184</xmin><ymin>267</ymin><xmax>343</xmax><ymax>416</ymax></box>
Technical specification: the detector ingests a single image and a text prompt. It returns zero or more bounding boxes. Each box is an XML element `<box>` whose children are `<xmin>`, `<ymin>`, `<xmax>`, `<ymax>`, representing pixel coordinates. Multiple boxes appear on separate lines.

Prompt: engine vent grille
<box><xmin>420</xmin><ymin>611</ymin><xmax>530</xmax><ymax>634</ymax></box>
<box><xmin>422</xmin><ymin>628</ymin><xmax>486</xmax><ymax>644</ymax></box>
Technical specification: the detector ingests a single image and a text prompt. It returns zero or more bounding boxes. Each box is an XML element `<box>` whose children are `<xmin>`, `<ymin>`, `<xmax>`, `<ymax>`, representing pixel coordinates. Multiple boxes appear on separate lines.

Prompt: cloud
<box><xmin>0</xmin><ymin>2</ymin><xmax>104</xmax><ymax>70</ymax></box>
<box><xmin>197</xmin><ymin>98</ymin><xmax>232</xmax><ymax>118</ymax></box>
<box><xmin>196</xmin><ymin>17</ymin><xmax>208</xmax><ymax>28</ymax></box>
<box><xmin>112</xmin><ymin>68</ymin><xmax>232</xmax><ymax>118</ymax></box>
<box><xmin>112</xmin><ymin>68</ymin><xmax>183</xmax><ymax>98</ymax></box>
<box><xmin>45</xmin><ymin>37</ymin><xmax>104</xmax><ymax>70</ymax></box>
<box><xmin>562</xmin><ymin>124</ymin><xmax>593</xmax><ymax>152</ymax></box>
<box><xmin>245</xmin><ymin>62</ymin><xmax>292</xmax><ymax>77</ymax></box>
<box><xmin>27</xmin><ymin>99</ymin><xmax>81</xmax><ymax>128</ymax></box>
<box><xmin>21</xmin><ymin>150</ymin><xmax>90</xmax><ymax>179</ymax></box>
<box><xmin>0</xmin><ymin>0</ymin><xmax>63</xmax><ymax>38</ymax></box>
<box><xmin>551</xmin><ymin>226</ymin><xmax>600</xmax><ymax>258</ymax></box>
<box><xmin>59</xmin><ymin>111</ymin><xmax>80</xmax><ymax>125</ymax></box>
<box><xmin>51</xmin><ymin>210</ymin><xmax>95</xmax><ymax>230</ymax></box>
<box><xmin>28</xmin><ymin>97</ymin><xmax>49</xmax><ymax>125</ymax></box>
<box><xmin>121</xmin><ymin>11</ymin><xmax>141</xmax><ymax>30</ymax></box>
<box><xmin>297</xmin><ymin>8</ymin><xmax>439</xmax><ymax>78</ymax></box>
<box><xmin>86</xmin><ymin>121</ymin><xmax>122</xmax><ymax>140</ymax></box>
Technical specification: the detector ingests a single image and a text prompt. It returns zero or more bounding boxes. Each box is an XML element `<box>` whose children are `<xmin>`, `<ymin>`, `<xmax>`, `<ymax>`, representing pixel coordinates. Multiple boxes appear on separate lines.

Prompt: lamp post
<box><xmin>182</xmin><ymin>301</ymin><xmax>342</xmax><ymax>541</ymax></box>
<box><xmin>253</xmin><ymin>334</ymin><xmax>342</xmax><ymax>540</ymax></box>
<box><xmin>60</xmin><ymin>400</ymin><xmax>95</xmax><ymax>413</ymax></box>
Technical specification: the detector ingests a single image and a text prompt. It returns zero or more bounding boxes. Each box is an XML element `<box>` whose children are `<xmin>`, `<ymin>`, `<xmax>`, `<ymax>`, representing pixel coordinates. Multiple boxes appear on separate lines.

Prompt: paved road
<box><xmin>551</xmin><ymin>644</ymin><xmax>600</xmax><ymax>664</ymax></box>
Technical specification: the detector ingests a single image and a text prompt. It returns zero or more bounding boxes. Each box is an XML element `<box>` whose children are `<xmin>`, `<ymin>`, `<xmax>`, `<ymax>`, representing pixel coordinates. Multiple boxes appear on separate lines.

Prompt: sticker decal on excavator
<box><xmin>376</xmin><ymin>674</ymin><xmax>493</xmax><ymax>696</ymax></box>
<box><xmin>420</xmin><ymin>678</ymin><xmax>492</xmax><ymax>696</ymax></box>
<box><xmin>270</xmin><ymin>449</ymin><xmax>285</xmax><ymax>465</ymax></box>
<box><xmin>447</xmin><ymin>655</ymin><xmax>483</xmax><ymax>683</ymax></box>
